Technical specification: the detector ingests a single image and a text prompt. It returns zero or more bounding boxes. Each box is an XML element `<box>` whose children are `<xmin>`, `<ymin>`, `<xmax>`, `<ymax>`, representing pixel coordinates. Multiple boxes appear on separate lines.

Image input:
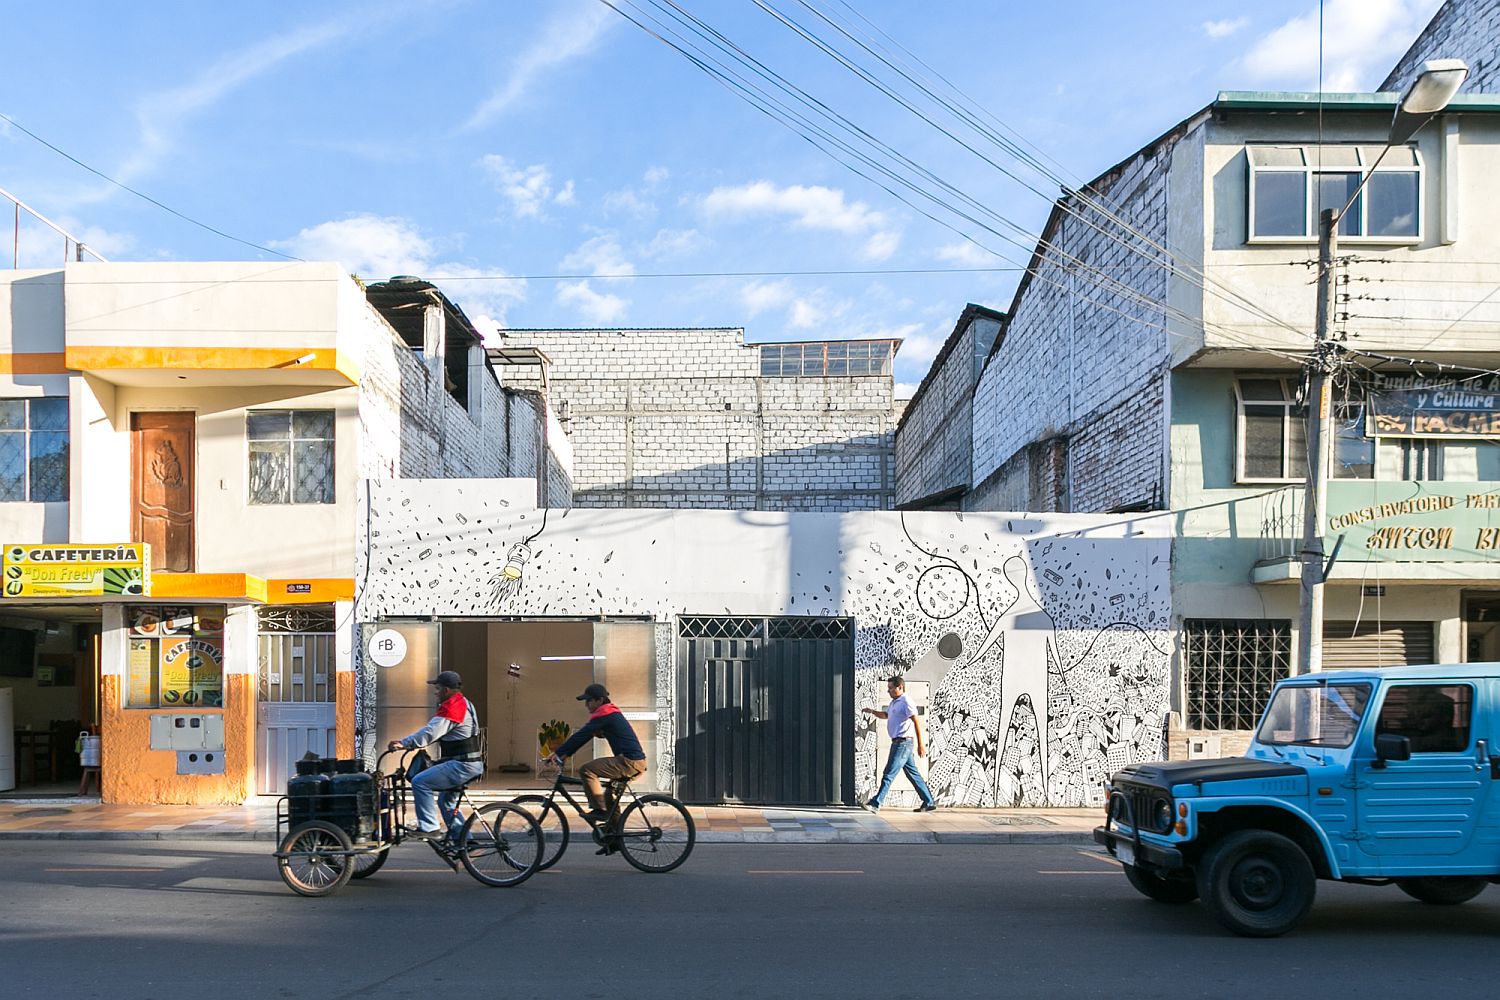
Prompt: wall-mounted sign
<box><xmin>367</xmin><ymin>628</ymin><xmax>408</xmax><ymax>668</ymax></box>
<box><xmin>1</xmin><ymin>543</ymin><xmax>150</xmax><ymax>598</ymax></box>
<box><xmin>1324</xmin><ymin>482</ymin><xmax>1500</xmax><ymax>562</ymax></box>
<box><xmin>285</xmin><ymin>583</ymin><xmax>312</xmax><ymax>594</ymax></box>
<box><xmin>1368</xmin><ymin>375</ymin><xmax>1500</xmax><ymax>438</ymax></box>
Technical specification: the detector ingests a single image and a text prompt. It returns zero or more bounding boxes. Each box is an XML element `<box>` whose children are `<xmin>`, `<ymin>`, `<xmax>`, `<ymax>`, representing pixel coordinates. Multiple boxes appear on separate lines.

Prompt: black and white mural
<box><xmin>359</xmin><ymin>481</ymin><xmax>1170</xmax><ymax>807</ymax></box>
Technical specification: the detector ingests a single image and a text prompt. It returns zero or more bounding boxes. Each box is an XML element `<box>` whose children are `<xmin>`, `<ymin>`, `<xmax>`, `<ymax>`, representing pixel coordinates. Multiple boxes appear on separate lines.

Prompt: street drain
<box><xmin>983</xmin><ymin>815</ymin><xmax>1055</xmax><ymax>827</ymax></box>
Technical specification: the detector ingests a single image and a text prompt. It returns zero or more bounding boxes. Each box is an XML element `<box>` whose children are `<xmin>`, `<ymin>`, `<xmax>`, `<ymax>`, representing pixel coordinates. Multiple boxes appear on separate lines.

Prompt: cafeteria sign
<box><xmin>1</xmin><ymin>543</ymin><xmax>150</xmax><ymax>598</ymax></box>
<box><xmin>1369</xmin><ymin>374</ymin><xmax>1500</xmax><ymax>438</ymax></box>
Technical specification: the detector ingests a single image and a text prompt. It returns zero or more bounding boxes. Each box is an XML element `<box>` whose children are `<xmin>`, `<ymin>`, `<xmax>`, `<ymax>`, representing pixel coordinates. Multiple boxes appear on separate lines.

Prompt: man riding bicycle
<box><xmin>547</xmin><ymin>683</ymin><xmax>647</xmax><ymax>827</ymax></box>
<box><xmin>387</xmin><ymin>670</ymin><xmax>484</xmax><ymax>841</ymax></box>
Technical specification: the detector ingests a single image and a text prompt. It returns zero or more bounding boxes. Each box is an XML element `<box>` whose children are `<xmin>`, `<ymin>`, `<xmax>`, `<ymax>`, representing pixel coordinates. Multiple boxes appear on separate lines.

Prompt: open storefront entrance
<box><xmin>372</xmin><ymin>618</ymin><xmax>660</xmax><ymax>791</ymax></box>
<box><xmin>0</xmin><ymin>606</ymin><xmax>103</xmax><ymax>797</ymax></box>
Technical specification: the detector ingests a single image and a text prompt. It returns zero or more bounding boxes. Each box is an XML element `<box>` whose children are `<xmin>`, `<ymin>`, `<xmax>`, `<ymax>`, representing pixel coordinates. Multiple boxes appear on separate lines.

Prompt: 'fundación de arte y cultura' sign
<box><xmin>1</xmin><ymin>543</ymin><xmax>151</xmax><ymax>598</ymax></box>
<box><xmin>1369</xmin><ymin>374</ymin><xmax>1500</xmax><ymax>438</ymax></box>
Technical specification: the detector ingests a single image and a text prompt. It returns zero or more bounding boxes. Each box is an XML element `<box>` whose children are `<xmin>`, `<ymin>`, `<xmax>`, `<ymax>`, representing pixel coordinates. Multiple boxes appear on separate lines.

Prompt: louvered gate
<box><xmin>676</xmin><ymin>615</ymin><xmax>854</xmax><ymax>806</ymax></box>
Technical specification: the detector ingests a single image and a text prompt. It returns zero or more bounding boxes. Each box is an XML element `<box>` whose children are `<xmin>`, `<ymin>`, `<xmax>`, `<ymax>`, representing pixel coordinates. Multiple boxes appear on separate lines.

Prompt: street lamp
<box><xmin>1296</xmin><ymin>59</ymin><xmax>1469</xmax><ymax>675</ymax></box>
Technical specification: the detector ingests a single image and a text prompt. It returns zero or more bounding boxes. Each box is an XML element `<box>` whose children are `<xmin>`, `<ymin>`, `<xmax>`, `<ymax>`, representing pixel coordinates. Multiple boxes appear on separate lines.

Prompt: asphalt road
<box><xmin>1</xmin><ymin>840</ymin><xmax>1497</xmax><ymax>999</ymax></box>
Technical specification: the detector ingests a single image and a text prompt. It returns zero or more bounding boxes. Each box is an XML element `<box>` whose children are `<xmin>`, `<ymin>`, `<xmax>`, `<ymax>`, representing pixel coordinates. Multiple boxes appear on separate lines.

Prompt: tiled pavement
<box><xmin>0</xmin><ymin>797</ymin><xmax>1098</xmax><ymax>844</ymax></box>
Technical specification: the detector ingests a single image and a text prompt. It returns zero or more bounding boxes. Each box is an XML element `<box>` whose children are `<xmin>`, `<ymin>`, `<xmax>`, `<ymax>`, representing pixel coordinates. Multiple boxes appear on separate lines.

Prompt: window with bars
<box><xmin>0</xmin><ymin>398</ymin><xmax>68</xmax><ymax>502</ymax></box>
<box><xmin>247</xmin><ymin>410</ymin><xmax>334</xmax><ymax>505</ymax></box>
<box><xmin>759</xmin><ymin>341</ymin><xmax>894</xmax><ymax>377</ymax></box>
<box><xmin>257</xmin><ymin>604</ymin><xmax>337</xmax><ymax>703</ymax></box>
<box><xmin>1184</xmin><ymin>619</ymin><xmax>1292</xmax><ymax>730</ymax></box>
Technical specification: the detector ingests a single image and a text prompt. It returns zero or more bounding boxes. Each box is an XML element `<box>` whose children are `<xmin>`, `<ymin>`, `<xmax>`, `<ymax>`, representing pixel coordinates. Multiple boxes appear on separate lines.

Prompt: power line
<box><xmin>0</xmin><ymin>110</ymin><xmax>301</xmax><ymax>261</ymax></box>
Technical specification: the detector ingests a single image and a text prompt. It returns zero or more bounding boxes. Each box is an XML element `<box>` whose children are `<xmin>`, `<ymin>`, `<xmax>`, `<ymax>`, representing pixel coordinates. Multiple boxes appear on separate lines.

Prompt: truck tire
<box><xmin>1124</xmin><ymin>863</ymin><xmax>1198</xmax><ymax>904</ymax></box>
<box><xmin>1396</xmin><ymin>877</ymin><xmax>1488</xmax><ymax>905</ymax></box>
<box><xmin>1196</xmin><ymin>830</ymin><xmax>1316</xmax><ymax>937</ymax></box>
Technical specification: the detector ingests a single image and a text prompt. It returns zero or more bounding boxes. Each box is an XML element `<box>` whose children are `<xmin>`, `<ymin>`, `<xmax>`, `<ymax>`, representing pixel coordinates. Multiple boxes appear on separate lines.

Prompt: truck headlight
<box><xmin>1152</xmin><ymin>797</ymin><xmax>1174</xmax><ymax>833</ymax></box>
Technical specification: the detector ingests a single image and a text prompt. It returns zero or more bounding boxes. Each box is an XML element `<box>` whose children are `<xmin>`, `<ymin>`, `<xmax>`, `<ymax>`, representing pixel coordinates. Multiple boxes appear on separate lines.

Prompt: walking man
<box><xmin>862</xmin><ymin>674</ymin><xmax>937</xmax><ymax>813</ymax></box>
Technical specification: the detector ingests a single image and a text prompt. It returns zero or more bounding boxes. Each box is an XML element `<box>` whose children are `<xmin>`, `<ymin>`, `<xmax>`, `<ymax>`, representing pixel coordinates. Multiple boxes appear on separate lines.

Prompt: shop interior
<box><xmin>380</xmin><ymin>618</ymin><xmax>658</xmax><ymax>791</ymax></box>
<box><xmin>1463</xmin><ymin>593</ymin><xmax>1500</xmax><ymax>662</ymax></box>
<box><xmin>0</xmin><ymin>607</ymin><xmax>103</xmax><ymax>797</ymax></box>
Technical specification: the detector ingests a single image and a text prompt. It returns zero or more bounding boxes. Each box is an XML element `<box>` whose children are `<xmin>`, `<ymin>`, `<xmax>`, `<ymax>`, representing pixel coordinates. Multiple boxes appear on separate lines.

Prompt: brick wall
<box><xmin>497</xmin><ymin>328</ymin><xmax>896</xmax><ymax>510</ymax></box>
<box><xmin>1383</xmin><ymin>1</ymin><xmax>1500</xmax><ymax>93</ymax></box>
<box><xmin>969</xmin><ymin>138</ymin><xmax>1177</xmax><ymax>513</ymax></box>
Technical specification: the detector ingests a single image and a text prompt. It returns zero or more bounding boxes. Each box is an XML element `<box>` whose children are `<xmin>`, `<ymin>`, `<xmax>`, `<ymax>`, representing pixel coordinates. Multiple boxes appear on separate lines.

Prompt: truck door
<box><xmin>1354</xmin><ymin>682</ymin><xmax>1485</xmax><ymax>869</ymax></box>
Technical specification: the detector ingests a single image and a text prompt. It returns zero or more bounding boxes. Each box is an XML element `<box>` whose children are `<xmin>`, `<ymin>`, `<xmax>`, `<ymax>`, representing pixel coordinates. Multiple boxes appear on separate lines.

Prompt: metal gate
<box><xmin>257</xmin><ymin>606</ymin><xmax>337</xmax><ymax>795</ymax></box>
<box><xmin>1322</xmin><ymin>620</ymin><xmax>1435</xmax><ymax>669</ymax></box>
<box><xmin>676</xmin><ymin>616</ymin><xmax>854</xmax><ymax>806</ymax></box>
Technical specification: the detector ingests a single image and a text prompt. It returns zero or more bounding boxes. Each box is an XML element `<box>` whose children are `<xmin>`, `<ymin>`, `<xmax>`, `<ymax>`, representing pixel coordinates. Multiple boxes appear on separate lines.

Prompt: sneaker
<box><xmin>582</xmin><ymin>809</ymin><xmax>609</xmax><ymax>824</ymax></box>
<box><xmin>404</xmin><ymin>826</ymin><xmax>445</xmax><ymax>842</ymax></box>
<box><xmin>914</xmin><ymin>803</ymin><xmax>938</xmax><ymax>813</ymax></box>
<box><xmin>861</xmin><ymin>801</ymin><xmax>881</xmax><ymax>813</ymax></box>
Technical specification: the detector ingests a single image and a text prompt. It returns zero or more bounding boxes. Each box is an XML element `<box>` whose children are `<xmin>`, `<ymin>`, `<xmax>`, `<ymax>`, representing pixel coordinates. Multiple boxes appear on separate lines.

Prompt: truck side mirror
<box><xmin>1374</xmin><ymin>733</ymin><xmax>1411</xmax><ymax>765</ymax></box>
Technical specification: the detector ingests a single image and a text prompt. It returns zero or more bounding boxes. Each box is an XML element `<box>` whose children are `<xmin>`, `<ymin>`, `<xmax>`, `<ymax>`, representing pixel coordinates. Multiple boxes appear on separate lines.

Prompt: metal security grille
<box><xmin>677</xmin><ymin>615</ymin><xmax>855</xmax><ymax>805</ymax></box>
<box><xmin>258</xmin><ymin>606</ymin><xmax>337</xmax><ymax>634</ymax></box>
<box><xmin>1185</xmin><ymin>619</ymin><xmax>1292</xmax><ymax>730</ymax></box>
<box><xmin>1322</xmin><ymin>621</ymin><xmax>1434</xmax><ymax>669</ymax></box>
<box><xmin>678</xmin><ymin>616</ymin><xmax>764</xmax><ymax>640</ymax></box>
<box><xmin>256</xmin><ymin>604</ymin><xmax>339</xmax><ymax>795</ymax></box>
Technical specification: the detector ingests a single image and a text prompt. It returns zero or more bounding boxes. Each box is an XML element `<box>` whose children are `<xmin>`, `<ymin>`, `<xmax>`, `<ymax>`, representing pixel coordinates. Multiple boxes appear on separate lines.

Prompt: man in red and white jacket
<box><xmin>388</xmin><ymin>670</ymin><xmax>484</xmax><ymax>840</ymax></box>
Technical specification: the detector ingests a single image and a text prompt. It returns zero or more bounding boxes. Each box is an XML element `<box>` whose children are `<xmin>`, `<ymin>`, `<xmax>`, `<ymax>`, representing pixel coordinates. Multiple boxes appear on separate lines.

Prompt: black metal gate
<box><xmin>675</xmin><ymin>616</ymin><xmax>855</xmax><ymax>805</ymax></box>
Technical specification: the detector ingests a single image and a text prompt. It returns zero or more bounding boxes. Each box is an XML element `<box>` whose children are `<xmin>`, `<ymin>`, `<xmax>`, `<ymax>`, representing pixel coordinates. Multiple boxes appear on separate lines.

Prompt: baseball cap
<box><xmin>428</xmin><ymin>670</ymin><xmax>463</xmax><ymax>688</ymax></box>
<box><xmin>576</xmin><ymin>683</ymin><xmax>610</xmax><ymax>701</ymax></box>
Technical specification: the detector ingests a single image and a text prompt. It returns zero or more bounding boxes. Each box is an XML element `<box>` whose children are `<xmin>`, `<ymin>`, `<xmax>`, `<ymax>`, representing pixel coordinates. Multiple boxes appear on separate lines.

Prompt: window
<box><xmin>760</xmin><ymin>341</ymin><xmax>894</xmax><ymax>377</ymax></box>
<box><xmin>1256</xmin><ymin>681</ymin><xmax>1371</xmax><ymax>748</ymax></box>
<box><xmin>247</xmin><ymin>410</ymin><xmax>334</xmax><ymax>505</ymax></box>
<box><xmin>0</xmin><ymin>397</ymin><xmax>68</xmax><ymax>502</ymax></box>
<box><xmin>258</xmin><ymin>605</ymin><xmax>337</xmax><ymax>704</ymax></box>
<box><xmin>1184</xmin><ymin>619</ymin><xmax>1292</xmax><ymax>730</ymax></box>
<box><xmin>1247</xmin><ymin>144</ymin><xmax>1422</xmax><ymax>243</ymax></box>
<box><xmin>1235</xmin><ymin>378</ymin><xmax>1307</xmax><ymax>482</ymax></box>
<box><xmin>124</xmin><ymin>606</ymin><xmax>225</xmax><ymax>709</ymax></box>
<box><xmin>1375</xmin><ymin>684</ymin><xmax>1472</xmax><ymax>753</ymax></box>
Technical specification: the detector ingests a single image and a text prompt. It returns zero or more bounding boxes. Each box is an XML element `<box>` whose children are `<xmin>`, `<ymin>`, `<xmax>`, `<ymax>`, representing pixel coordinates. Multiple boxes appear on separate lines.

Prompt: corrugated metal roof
<box><xmin>1215</xmin><ymin>91</ymin><xmax>1500</xmax><ymax>112</ymax></box>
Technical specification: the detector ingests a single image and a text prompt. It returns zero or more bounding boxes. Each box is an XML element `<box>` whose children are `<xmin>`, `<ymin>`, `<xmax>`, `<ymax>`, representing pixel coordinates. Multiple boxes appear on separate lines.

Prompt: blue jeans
<box><xmin>409</xmin><ymin>758</ymin><xmax>484</xmax><ymax>833</ymax></box>
<box><xmin>870</xmin><ymin>738</ymin><xmax>934</xmax><ymax>808</ymax></box>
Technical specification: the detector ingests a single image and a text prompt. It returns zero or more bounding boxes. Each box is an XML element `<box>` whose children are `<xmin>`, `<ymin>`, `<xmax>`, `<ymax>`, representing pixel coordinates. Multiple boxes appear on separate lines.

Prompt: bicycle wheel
<box><xmin>350</xmin><ymin>845</ymin><xmax>390</xmax><ymax>879</ymax></box>
<box><xmin>459</xmin><ymin>802</ymin><xmax>543</xmax><ymax>887</ymax></box>
<box><xmin>616</xmin><ymin>795</ymin><xmax>695</xmax><ymax>873</ymax></box>
<box><xmin>513</xmin><ymin>794</ymin><xmax>570</xmax><ymax>871</ymax></box>
<box><xmin>277</xmin><ymin>821</ymin><xmax>354</xmax><ymax>897</ymax></box>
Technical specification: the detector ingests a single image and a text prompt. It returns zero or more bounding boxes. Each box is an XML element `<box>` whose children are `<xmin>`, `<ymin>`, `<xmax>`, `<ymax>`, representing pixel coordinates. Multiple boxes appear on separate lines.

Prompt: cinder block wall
<box><xmin>1383</xmin><ymin>0</ymin><xmax>1500</xmax><ymax>93</ymax></box>
<box><xmin>498</xmin><ymin>328</ymin><xmax>896</xmax><ymax>510</ymax></box>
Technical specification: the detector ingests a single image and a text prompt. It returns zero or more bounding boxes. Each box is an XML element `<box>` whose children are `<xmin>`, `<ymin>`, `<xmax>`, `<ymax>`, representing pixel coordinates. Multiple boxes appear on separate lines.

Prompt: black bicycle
<box><xmin>513</xmin><ymin>771</ymin><xmax>695</xmax><ymax>873</ymax></box>
<box><xmin>274</xmin><ymin>748</ymin><xmax>543</xmax><ymax>896</ymax></box>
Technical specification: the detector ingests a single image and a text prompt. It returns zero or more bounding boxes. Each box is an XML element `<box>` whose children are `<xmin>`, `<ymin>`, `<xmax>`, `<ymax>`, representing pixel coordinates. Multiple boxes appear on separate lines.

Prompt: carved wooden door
<box><xmin>131</xmin><ymin>412</ymin><xmax>195</xmax><ymax>572</ymax></box>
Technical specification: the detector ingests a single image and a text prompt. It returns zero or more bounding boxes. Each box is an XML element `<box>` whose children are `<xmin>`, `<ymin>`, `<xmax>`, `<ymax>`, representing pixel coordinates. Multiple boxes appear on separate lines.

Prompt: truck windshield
<box><xmin>1256</xmin><ymin>681</ymin><xmax>1372</xmax><ymax>748</ymax></box>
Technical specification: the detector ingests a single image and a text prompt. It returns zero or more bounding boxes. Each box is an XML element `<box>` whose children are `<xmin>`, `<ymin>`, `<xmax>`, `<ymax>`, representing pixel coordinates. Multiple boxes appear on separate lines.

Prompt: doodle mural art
<box><xmin>359</xmin><ymin>480</ymin><xmax>1171</xmax><ymax>807</ymax></box>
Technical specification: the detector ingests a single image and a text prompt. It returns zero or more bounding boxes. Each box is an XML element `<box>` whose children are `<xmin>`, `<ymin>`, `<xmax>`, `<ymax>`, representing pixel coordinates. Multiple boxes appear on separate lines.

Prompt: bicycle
<box><xmin>513</xmin><ymin>770</ymin><xmax>695</xmax><ymax>873</ymax></box>
<box><xmin>274</xmin><ymin>748</ymin><xmax>544</xmax><ymax>896</ymax></box>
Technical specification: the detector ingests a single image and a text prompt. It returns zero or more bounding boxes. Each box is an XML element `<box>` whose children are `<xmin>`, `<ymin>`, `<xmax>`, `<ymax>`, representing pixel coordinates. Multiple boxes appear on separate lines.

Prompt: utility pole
<box><xmin>1296</xmin><ymin>208</ymin><xmax>1340</xmax><ymax>675</ymax></box>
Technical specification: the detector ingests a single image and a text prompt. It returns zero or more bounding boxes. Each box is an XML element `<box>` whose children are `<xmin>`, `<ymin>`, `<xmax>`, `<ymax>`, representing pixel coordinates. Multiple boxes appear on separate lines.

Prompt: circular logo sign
<box><xmin>367</xmin><ymin>629</ymin><xmax>408</xmax><ymax>668</ymax></box>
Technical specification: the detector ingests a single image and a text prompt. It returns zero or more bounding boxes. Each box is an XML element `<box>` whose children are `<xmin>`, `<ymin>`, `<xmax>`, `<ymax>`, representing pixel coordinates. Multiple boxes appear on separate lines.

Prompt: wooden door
<box><xmin>132</xmin><ymin>412</ymin><xmax>194</xmax><ymax>572</ymax></box>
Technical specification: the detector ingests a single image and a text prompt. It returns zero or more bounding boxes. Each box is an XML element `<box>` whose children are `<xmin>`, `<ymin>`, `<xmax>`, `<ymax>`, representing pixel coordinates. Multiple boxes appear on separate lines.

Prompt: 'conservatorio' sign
<box><xmin>1323</xmin><ymin>483</ymin><xmax>1500</xmax><ymax>561</ymax></box>
<box><xmin>1</xmin><ymin>543</ymin><xmax>150</xmax><ymax>598</ymax></box>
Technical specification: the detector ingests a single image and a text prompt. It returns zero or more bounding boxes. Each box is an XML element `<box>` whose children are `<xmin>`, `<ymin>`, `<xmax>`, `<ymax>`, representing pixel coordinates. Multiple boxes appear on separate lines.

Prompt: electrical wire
<box><xmin>0</xmin><ymin>110</ymin><xmax>301</xmax><ymax>262</ymax></box>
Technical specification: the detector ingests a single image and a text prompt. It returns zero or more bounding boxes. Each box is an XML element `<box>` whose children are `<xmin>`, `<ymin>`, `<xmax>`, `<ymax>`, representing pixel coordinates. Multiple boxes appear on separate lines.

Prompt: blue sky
<box><xmin>0</xmin><ymin>1</ymin><xmax>1444</xmax><ymax>394</ymax></box>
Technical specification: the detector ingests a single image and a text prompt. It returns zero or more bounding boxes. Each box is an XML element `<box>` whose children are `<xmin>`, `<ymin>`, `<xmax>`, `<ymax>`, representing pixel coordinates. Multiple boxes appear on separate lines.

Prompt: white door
<box><xmin>257</xmin><ymin>610</ymin><xmax>337</xmax><ymax>795</ymax></box>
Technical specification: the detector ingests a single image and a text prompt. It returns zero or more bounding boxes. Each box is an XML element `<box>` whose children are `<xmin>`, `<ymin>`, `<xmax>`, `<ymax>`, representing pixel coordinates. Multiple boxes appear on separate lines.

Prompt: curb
<box><xmin>0</xmin><ymin>829</ymin><xmax>1096</xmax><ymax>845</ymax></box>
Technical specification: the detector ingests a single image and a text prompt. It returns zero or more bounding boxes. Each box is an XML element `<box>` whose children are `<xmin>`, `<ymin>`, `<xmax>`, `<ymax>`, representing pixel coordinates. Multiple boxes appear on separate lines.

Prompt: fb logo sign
<box><xmin>367</xmin><ymin>629</ymin><xmax>408</xmax><ymax>668</ymax></box>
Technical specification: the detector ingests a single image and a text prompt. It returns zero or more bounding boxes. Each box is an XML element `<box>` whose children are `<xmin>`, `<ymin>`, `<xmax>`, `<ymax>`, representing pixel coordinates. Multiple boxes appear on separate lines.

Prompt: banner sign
<box><xmin>1368</xmin><ymin>374</ymin><xmax>1500</xmax><ymax>438</ymax></box>
<box><xmin>1</xmin><ymin>543</ymin><xmax>150</xmax><ymax>598</ymax></box>
<box><xmin>1323</xmin><ymin>481</ymin><xmax>1500</xmax><ymax>561</ymax></box>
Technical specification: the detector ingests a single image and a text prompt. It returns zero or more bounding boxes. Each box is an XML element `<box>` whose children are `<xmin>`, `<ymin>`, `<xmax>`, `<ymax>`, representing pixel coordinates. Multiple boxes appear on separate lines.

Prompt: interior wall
<box><xmin>441</xmin><ymin>620</ymin><xmax>490</xmax><ymax>727</ymax></box>
<box><xmin>0</xmin><ymin>619</ymin><xmax>91</xmax><ymax>731</ymax></box>
<box><xmin>483</xmin><ymin>621</ymin><xmax>594</xmax><ymax>774</ymax></box>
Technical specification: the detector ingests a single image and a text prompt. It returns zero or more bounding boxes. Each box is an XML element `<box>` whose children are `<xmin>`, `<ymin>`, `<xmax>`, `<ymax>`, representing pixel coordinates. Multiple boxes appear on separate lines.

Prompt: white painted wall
<box><xmin>0</xmin><ymin>270</ymin><xmax>70</xmax><ymax>544</ymax></box>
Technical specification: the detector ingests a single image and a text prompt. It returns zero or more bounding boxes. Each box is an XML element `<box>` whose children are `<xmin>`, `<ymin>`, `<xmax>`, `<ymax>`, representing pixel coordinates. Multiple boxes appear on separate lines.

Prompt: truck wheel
<box><xmin>1196</xmin><ymin>830</ymin><xmax>1316</xmax><ymax>937</ymax></box>
<box><xmin>1396</xmin><ymin>877</ymin><xmax>1488</xmax><ymax>905</ymax></box>
<box><xmin>1124</xmin><ymin>863</ymin><xmax>1198</xmax><ymax>904</ymax></box>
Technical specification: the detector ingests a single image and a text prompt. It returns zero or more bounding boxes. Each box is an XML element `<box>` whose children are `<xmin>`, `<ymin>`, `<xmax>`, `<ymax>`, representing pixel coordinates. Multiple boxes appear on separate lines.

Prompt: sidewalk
<box><xmin>0</xmin><ymin>797</ymin><xmax>1099</xmax><ymax>844</ymax></box>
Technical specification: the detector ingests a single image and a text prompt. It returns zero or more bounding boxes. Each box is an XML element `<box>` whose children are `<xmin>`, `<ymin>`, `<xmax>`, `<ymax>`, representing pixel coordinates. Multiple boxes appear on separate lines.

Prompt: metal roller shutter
<box><xmin>1322</xmin><ymin>621</ymin><xmax>1435</xmax><ymax>669</ymax></box>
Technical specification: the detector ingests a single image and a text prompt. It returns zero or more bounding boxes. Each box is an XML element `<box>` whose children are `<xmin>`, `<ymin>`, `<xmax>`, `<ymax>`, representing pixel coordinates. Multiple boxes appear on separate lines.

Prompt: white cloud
<box><xmin>560</xmin><ymin>234</ymin><xmax>634</xmax><ymax>278</ymax></box>
<box><xmin>700</xmin><ymin>180</ymin><xmax>888</xmax><ymax>234</ymax></box>
<box><xmin>644</xmin><ymin>228</ymin><xmax>706</xmax><ymax>258</ymax></box>
<box><xmin>644</xmin><ymin>166</ymin><xmax>670</xmax><ymax>185</ymax></box>
<box><xmin>482</xmin><ymin>155</ymin><xmax>574</xmax><ymax>219</ymax></box>
<box><xmin>893</xmin><ymin>381</ymin><xmax>919</xmax><ymax>400</ymax></box>
<box><xmin>740</xmin><ymin>279</ymin><xmax>795</xmax><ymax>316</ymax></box>
<box><xmin>602</xmin><ymin>188</ymin><xmax>655</xmax><ymax>219</ymax></box>
<box><xmin>1236</xmin><ymin>0</ymin><xmax>1442</xmax><ymax>91</ymax></box>
<box><xmin>557</xmin><ymin>280</ymin><xmax>627</xmax><ymax>323</ymax></box>
<box><xmin>271</xmin><ymin>214</ymin><xmax>527</xmax><ymax>329</ymax></box>
<box><xmin>935</xmin><ymin>241</ymin><xmax>1000</xmax><ymax>267</ymax></box>
<box><xmin>862</xmin><ymin>230</ymin><xmax>900</xmax><ymax>261</ymax></box>
<box><xmin>10</xmin><ymin>218</ymin><xmax>135</xmax><ymax>268</ymax></box>
<box><xmin>463</xmin><ymin>2</ymin><xmax>616</xmax><ymax>130</ymax></box>
<box><xmin>788</xmin><ymin>293</ymin><xmax>852</xmax><ymax>330</ymax></box>
<box><xmin>1203</xmin><ymin>17</ymin><xmax>1249</xmax><ymax>39</ymax></box>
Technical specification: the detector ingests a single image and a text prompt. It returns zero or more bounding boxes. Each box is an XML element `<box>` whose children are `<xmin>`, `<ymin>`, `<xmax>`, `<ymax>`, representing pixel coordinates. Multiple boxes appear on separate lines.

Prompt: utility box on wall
<box><xmin>149</xmin><ymin>714</ymin><xmax>226</xmax><ymax>751</ymax></box>
<box><xmin>1186</xmin><ymin>736</ymin><xmax>1222</xmax><ymax>759</ymax></box>
<box><xmin>177</xmin><ymin>750</ymin><xmax>225</xmax><ymax>775</ymax></box>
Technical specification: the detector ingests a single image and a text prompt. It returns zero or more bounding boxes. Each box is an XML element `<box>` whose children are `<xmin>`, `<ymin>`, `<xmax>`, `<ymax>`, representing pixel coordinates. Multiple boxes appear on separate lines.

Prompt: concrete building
<box><xmin>894</xmin><ymin>304</ymin><xmax>1004</xmax><ymax>510</ymax></box>
<box><xmin>0</xmin><ymin>262</ymin><xmax>568</xmax><ymax>803</ymax></box>
<box><xmin>496</xmin><ymin>327</ymin><xmax>900</xmax><ymax>510</ymax></box>
<box><xmin>937</xmin><ymin>91</ymin><xmax>1500</xmax><ymax>756</ymax></box>
<box><xmin>1385</xmin><ymin>0</ymin><xmax>1500</xmax><ymax>94</ymax></box>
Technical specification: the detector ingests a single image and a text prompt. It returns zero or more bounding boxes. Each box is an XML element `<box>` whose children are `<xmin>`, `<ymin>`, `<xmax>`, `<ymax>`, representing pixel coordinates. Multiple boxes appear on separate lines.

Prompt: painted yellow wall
<box><xmin>99</xmin><ymin>673</ymin><xmax>256</xmax><ymax>805</ymax></box>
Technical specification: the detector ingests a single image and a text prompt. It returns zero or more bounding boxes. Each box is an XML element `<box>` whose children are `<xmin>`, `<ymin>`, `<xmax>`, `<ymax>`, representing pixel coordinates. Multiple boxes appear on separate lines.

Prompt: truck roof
<box><xmin>1284</xmin><ymin>663</ymin><xmax>1500</xmax><ymax>682</ymax></box>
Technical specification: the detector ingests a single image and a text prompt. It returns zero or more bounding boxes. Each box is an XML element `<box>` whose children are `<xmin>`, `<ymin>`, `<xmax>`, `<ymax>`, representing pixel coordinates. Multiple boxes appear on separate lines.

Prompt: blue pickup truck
<box><xmin>1095</xmin><ymin>663</ymin><xmax>1500</xmax><ymax>936</ymax></box>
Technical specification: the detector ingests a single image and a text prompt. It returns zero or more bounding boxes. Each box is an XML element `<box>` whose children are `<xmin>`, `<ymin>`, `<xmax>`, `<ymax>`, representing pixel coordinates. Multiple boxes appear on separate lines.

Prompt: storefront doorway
<box><xmin>0</xmin><ymin>607</ymin><xmax>103</xmax><ymax>797</ymax></box>
<box><xmin>1463</xmin><ymin>593</ymin><xmax>1500</xmax><ymax>663</ymax></box>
